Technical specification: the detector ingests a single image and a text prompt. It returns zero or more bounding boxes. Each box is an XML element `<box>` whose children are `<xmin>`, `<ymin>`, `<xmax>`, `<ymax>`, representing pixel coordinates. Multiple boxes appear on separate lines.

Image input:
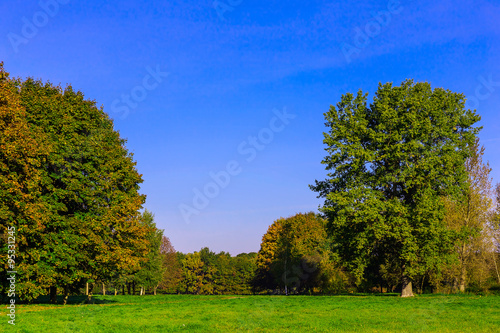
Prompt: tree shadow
<box><xmin>29</xmin><ymin>295</ymin><xmax>119</xmax><ymax>305</ymax></box>
<box><xmin>336</xmin><ymin>292</ymin><xmax>400</xmax><ymax>297</ymax></box>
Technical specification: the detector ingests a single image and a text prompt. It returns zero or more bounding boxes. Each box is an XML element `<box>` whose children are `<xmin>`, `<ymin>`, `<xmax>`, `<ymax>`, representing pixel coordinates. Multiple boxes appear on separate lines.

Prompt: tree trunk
<box><xmin>459</xmin><ymin>265</ymin><xmax>466</xmax><ymax>293</ymax></box>
<box><xmin>86</xmin><ymin>282</ymin><xmax>89</xmax><ymax>296</ymax></box>
<box><xmin>122</xmin><ymin>285</ymin><xmax>125</xmax><ymax>295</ymax></box>
<box><xmin>133</xmin><ymin>282</ymin><xmax>136</xmax><ymax>295</ymax></box>
<box><xmin>493</xmin><ymin>253</ymin><xmax>500</xmax><ymax>284</ymax></box>
<box><xmin>63</xmin><ymin>286</ymin><xmax>69</xmax><ymax>305</ymax></box>
<box><xmin>102</xmin><ymin>282</ymin><xmax>106</xmax><ymax>295</ymax></box>
<box><xmin>127</xmin><ymin>283</ymin><xmax>131</xmax><ymax>295</ymax></box>
<box><xmin>401</xmin><ymin>276</ymin><xmax>414</xmax><ymax>297</ymax></box>
<box><xmin>140</xmin><ymin>286</ymin><xmax>144</xmax><ymax>296</ymax></box>
<box><xmin>87</xmin><ymin>283</ymin><xmax>94</xmax><ymax>303</ymax></box>
<box><xmin>114</xmin><ymin>288</ymin><xmax>117</xmax><ymax>296</ymax></box>
<box><xmin>154</xmin><ymin>286</ymin><xmax>157</xmax><ymax>295</ymax></box>
<box><xmin>50</xmin><ymin>286</ymin><xmax>57</xmax><ymax>304</ymax></box>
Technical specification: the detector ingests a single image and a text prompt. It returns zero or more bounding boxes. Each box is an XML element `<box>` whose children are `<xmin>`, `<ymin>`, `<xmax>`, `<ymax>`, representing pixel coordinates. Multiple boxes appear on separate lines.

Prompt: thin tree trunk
<box><xmin>459</xmin><ymin>265</ymin><xmax>466</xmax><ymax>293</ymax></box>
<box><xmin>114</xmin><ymin>288</ymin><xmax>117</xmax><ymax>296</ymax></box>
<box><xmin>102</xmin><ymin>282</ymin><xmax>106</xmax><ymax>295</ymax></box>
<box><xmin>493</xmin><ymin>252</ymin><xmax>500</xmax><ymax>284</ymax></box>
<box><xmin>420</xmin><ymin>274</ymin><xmax>426</xmax><ymax>294</ymax></box>
<box><xmin>401</xmin><ymin>276</ymin><xmax>414</xmax><ymax>297</ymax></box>
<box><xmin>154</xmin><ymin>286</ymin><xmax>157</xmax><ymax>295</ymax></box>
<box><xmin>87</xmin><ymin>283</ymin><xmax>94</xmax><ymax>303</ymax></box>
<box><xmin>86</xmin><ymin>282</ymin><xmax>89</xmax><ymax>296</ymax></box>
<box><xmin>63</xmin><ymin>286</ymin><xmax>69</xmax><ymax>305</ymax></box>
<box><xmin>127</xmin><ymin>283</ymin><xmax>131</xmax><ymax>295</ymax></box>
<box><xmin>284</xmin><ymin>256</ymin><xmax>288</xmax><ymax>296</ymax></box>
<box><xmin>50</xmin><ymin>286</ymin><xmax>57</xmax><ymax>304</ymax></box>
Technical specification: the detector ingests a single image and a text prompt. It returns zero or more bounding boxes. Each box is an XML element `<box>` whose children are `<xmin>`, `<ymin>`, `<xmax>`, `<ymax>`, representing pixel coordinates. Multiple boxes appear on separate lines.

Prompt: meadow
<box><xmin>3</xmin><ymin>294</ymin><xmax>500</xmax><ymax>332</ymax></box>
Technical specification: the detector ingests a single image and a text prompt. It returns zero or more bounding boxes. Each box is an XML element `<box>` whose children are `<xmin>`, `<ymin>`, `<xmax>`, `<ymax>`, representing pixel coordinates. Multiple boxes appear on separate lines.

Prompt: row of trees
<box><xmin>0</xmin><ymin>63</ymin><xmax>154</xmax><ymax>303</ymax></box>
<box><xmin>87</xmin><ymin>245</ymin><xmax>257</xmax><ymax>297</ymax></box>
<box><xmin>2</xmin><ymin>65</ymin><xmax>499</xmax><ymax>300</ymax></box>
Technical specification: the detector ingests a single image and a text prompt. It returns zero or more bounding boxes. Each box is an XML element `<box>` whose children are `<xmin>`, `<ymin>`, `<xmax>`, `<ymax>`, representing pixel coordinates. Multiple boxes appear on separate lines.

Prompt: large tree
<box><xmin>1</xmin><ymin>67</ymin><xmax>148</xmax><ymax>302</ymax></box>
<box><xmin>311</xmin><ymin>80</ymin><xmax>480</xmax><ymax>297</ymax></box>
<box><xmin>0</xmin><ymin>64</ymin><xmax>51</xmax><ymax>300</ymax></box>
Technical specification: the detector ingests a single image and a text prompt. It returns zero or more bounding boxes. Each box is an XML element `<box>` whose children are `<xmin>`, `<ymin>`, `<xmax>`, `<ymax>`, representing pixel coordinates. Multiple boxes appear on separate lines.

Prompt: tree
<box><xmin>0</xmin><ymin>64</ymin><xmax>51</xmax><ymax>300</ymax></box>
<box><xmin>233</xmin><ymin>253</ymin><xmax>257</xmax><ymax>294</ymax></box>
<box><xmin>491</xmin><ymin>183</ymin><xmax>500</xmax><ymax>284</ymax></box>
<box><xmin>311</xmin><ymin>80</ymin><xmax>481</xmax><ymax>297</ymax></box>
<box><xmin>443</xmin><ymin>138</ymin><xmax>494</xmax><ymax>292</ymax></box>
<box><xmin>134</xmin><ymin>210</ymin><xmax>163</xmax><ymax>295</ymax></box>
<box><xmin>1</xmin><ymin>67</ymin><xmax>148</xmax><ymax>302</ymax></box>
<box><xmin>180</xmin><ymin>251</ymin><xmax>204</xmax><ymax>294</ymax></box>
<box><xmin>159</xmin><ymin>236</ymin><xmax>182</xmax><ymax>293</ymax></box>
<box><xmin>254</xmin><ymin>212</ymin><xmax>341</xmax><ymax>294</ymax></box>
<box><xmin>175</xmin><ymin>248</ymin><xmax>257</xmax><ymax>295</ymax></box>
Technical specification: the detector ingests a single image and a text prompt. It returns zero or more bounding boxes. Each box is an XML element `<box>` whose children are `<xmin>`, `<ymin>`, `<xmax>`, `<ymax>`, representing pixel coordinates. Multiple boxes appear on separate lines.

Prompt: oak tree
<box><xmin>311</xmin><ymin>80</ymin><xmax>480</xmax><ymax>297</ymax></box>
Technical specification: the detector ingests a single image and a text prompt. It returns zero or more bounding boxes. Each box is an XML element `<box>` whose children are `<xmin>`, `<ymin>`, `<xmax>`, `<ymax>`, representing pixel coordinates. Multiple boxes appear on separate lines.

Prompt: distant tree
<box><xmin>254</xmin><ymin>220</ymin><xmax>282</xmax><ymax>291</ymax></box>
<box><xmin>233</xmin><ymin>253</ymin><xmax>257</xmax><ymax>294</ymax></box>
<box><xmin>176</xmin><ymin>248</ymin><xmax>257</xmax><ymax>295</ymax></box>
<box><xmin>134</xmin><ymin>210</ymin><xmax>163</xmax><ymax>295</ymax></box>
<box><xmin>311</xmin><ymin>80</ymin><xmax>481</xmax><ymax>297</ymax></box>
<box><xmin>254</xmin><ymin>212</ymin><xmax>341</xmax><ymax>294</ymax></box>
<box><xmin>159</xmin><ymin>236</ymin><xmax>182</xmax><ymax>293</ymax></box>
<box><xmin>180</xmin><ymin>252</ymin><xmax>204</xmax><ymax>294</ymax></box>
<box><xmin>491</xmin><ymin>184</ymin><xmax>500</xmax><ymax>284</ymax></box>
<box><xmin>443</xmin><ymin>138</ymin><xmax>494</xmax><ymax>292</ymax></box>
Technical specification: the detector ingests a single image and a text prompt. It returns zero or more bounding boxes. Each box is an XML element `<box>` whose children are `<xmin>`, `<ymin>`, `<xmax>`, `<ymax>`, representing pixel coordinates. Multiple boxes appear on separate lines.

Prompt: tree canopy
<box><xmin>311</xmin><ymin>80</ymin><xmax>481</xmax><ymax>296</ymax></box>
<box><xmin>254</xmin><ymin>212</ymin><xmax>345</xmax><ymax>294</ymax></box>
<box><xmin>1</xmin><ymin>64</ymin><xmax>148</xmax><ymax>302</ymax></box>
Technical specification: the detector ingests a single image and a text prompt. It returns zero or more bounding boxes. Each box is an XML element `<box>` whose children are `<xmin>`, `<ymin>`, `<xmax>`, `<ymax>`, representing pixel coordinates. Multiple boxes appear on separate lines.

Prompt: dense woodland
<box><xmin>1</xmin><ymin>64</ymin><xmax>500</xmax><ymax>303</ymax></box>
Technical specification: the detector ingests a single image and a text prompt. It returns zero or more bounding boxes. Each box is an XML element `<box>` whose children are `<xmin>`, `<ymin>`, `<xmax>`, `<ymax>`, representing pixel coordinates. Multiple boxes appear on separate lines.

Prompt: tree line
<box><xmin>1</xmin><ymin>64</ymin><xmax>499</xmax><ymax>301</ymax></box>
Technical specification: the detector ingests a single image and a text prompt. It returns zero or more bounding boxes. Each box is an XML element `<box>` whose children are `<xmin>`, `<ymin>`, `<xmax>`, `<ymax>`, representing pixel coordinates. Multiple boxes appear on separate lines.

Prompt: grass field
<box><xmin>3</xmin><ymin>294</ymin><xmax>500</xmax><ymax>332</ymax></box>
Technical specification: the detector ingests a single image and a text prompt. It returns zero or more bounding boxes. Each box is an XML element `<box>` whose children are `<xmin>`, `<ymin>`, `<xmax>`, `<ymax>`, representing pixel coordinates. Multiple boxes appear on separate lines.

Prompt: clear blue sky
<box><xmin>1</xmin><ymin>0</ymin><xmax>499</xmax><ymax>255</ymax></box>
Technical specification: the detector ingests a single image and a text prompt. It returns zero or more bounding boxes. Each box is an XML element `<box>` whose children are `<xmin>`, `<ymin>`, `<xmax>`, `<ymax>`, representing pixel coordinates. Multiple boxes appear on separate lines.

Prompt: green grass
<box><xmin>3</xmin><ymin>294</ymin><xmax>500</xmax><ymax>332</ymax></box>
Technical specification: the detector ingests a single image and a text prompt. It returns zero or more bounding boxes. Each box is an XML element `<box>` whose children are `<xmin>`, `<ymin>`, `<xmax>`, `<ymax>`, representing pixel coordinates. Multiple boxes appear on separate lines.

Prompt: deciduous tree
<box><xmin>443</xmin><ymin>138</ymin><xmax>494</xmax><ymax>292</ymax></box>
<box><xmin>311</xmin><ymin>80</ymin><xmax>480</xmax><ymax>297</ymax></box>
<box><xmin>254</xmin><ymin>212</ymin><xmax>340</xmax><ymax>294</ymax></box>
<box><xmin>1</xmin><ymin>67</ymin><xmax>148</xmax><ymax>302</ymax></box>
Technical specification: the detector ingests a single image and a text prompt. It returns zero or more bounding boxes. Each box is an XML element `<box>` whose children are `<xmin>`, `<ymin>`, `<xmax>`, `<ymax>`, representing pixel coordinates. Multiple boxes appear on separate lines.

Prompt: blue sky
<box><xmin>1</xmin><ymin>0</ymin><xmax>499</xmax><ymax>255</ymax></box>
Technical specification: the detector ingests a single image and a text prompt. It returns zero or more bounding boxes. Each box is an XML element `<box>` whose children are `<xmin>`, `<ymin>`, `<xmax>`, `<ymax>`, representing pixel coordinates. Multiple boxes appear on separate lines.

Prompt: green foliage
<box><xmin>177</xmin><ymin>248</ymin><xmax>257</xmax><ymax>295</ymax></box>
<box><xmin>0</xmin><ymin>64</ymin><xmax>148</xmax><ymax>301</ymax></box>
<box><xmin>254</xmin><ymin>212</ymin><xmax>348</xmax><ymax>294</ymax></box>
<box><xmin>158</xmin><ymin>235</ymin><xmax>182</xmax><ymax>293</ymax></box>
<box><xmin>440</xmin><ymin>139</ymin><xmax>497</xmax><ymax>292</ymax></box>
<box><xmin>133</xmin><ymin>210</ymin><xmax>164</xmax><ymax>292</ymax></box>
<box><xmin>0</xmin><ymin>63</ymin><xmax>51</xmax><ymax>299</ymax></box>
<box><xmin>311</xmin><ymin>80</ymin><xmax>481</xmax><ymax>291</ymax></box>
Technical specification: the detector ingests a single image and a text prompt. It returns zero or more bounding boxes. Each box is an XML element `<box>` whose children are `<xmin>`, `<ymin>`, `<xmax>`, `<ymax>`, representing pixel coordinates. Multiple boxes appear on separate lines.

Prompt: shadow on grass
<box><xmin>316</xmin><ymin>292</ymin><xmax>401</xmax><ymax>297</ymax></box>
<box><xmin>263</xmin><ymin>292</ymin><xmax>401</xmax><ymax>297</ymax></box>
<box><xmin>29</xmin><ymin>295</ymin><xmax>119</xmax><ymax>305</ymax></box>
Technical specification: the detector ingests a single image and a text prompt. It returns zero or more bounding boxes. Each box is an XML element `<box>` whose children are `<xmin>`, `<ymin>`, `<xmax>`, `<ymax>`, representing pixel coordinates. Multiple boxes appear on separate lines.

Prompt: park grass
<box><xmin>2</xmin><ymin>293</ymin><xmax>500</xmax><ymax>332</ymax></box>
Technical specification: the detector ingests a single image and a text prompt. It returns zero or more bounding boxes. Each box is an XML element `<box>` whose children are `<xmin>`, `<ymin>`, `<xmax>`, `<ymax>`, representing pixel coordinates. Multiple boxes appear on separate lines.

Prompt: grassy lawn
<box><xmin>2</xmin><ymin>294</ymin><xmax>500</xmax><ymax>332</ymax></box>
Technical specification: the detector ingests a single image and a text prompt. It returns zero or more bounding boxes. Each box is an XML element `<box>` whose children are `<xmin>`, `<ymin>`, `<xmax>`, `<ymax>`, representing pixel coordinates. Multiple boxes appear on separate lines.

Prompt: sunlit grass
<box><xmin>3</xmin><ymin>294</ymin><xmax>500</xmax><ymax>332</ymax></box>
